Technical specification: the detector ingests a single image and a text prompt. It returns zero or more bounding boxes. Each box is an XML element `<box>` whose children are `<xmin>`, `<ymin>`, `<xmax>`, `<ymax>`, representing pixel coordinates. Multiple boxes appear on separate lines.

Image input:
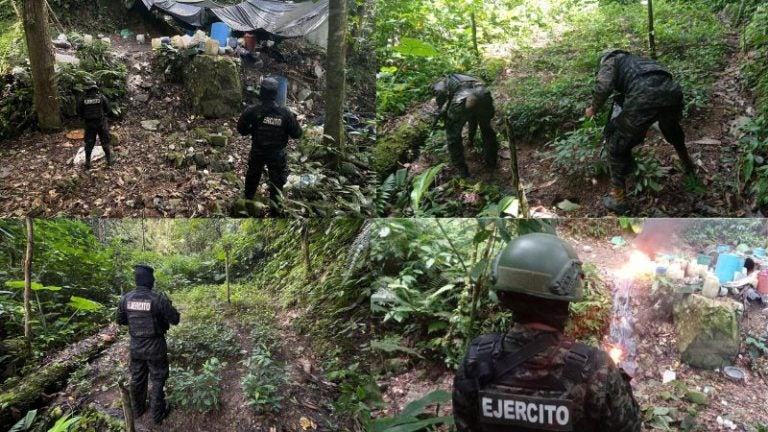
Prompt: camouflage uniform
<box><xmin>592</xmin><ymin>53</ymin><xmax>695</xmax><ymax>193</ymax></box>
<box><xmin>433</xmin><ymin>74</ymin><xmax>498</xmax><ymax>176</ymax></box>
<box><xmin>453</xmin><ymin>323</ymin><xmax>641</xmax><ymax>432</ymax></box>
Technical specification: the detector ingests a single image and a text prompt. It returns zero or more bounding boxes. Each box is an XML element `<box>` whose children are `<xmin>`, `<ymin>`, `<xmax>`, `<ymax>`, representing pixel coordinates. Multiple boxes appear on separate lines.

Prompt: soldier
<box><xmin>433</xmin><ymin>74</ymin><xmax>498</xmax><ymax>177</ymax></box>
<box><xmin>116</xmin><ymin>265</ymin><xmax>180</xmax><ymax>425</ymax></box>
<box><xmin>585</xmin><ymin>49</ymin><xmax>696</xmax><ymax>215</ymax></box>
<box><xmin>76</xmin><ymin>79</ymin><xmax>115</xmax><ymax>169</ymax></box>
<box><xmin>237</xmin><ymin>77</ymin><xmax>302</xmax><ymax>213</ymax></box>
<box><xmin>453</xmin><ymin>233</ymin><xmax>641</xmax><ymax>432</ymax></box>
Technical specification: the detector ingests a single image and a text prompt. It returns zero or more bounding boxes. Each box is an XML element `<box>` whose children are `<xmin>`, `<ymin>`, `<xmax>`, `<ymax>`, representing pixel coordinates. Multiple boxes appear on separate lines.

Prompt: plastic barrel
<box><xmin>754</xmin><ymin>247</ymin><xmax>766</xmax><ymax>257</ymax></box>
<box><xmin>270</xmin><ymin>74</ymin><xmax>288</xmax><ymax>107</ymax></box>
<box><xmin>697</xmin><ymin>254</ymin><xmax>712</xmax><ymax>266</ymax></box>
<box><xmin>714</xmin><ymin>253</ymin><xmax>744</xmax><ymax>284</ymax></box>
<box><xmin>758</xmin><ymin>269</ymin><xmax>768</xmax><ymax>295</ymax></box>
<box><xmin>211</xmin><ymin>22</ymin><xmax>231</xmax><ymax>48</ymax></box>
<box><xmin>716</xmin><ymin>245</ymin><xmax>731</xmax><ymax>253</ymax></box>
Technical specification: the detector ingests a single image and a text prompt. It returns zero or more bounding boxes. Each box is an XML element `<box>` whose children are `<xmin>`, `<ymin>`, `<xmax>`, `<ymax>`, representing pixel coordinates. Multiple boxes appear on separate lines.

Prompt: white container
<box><xmin>137</xmin><ymin>34</ymin><xmax>146</xmax><ymax>44</ymax></box>
<box><xmin>702</xmin><ymin>272</ymin><xmax>720</xmax><ymax>298</ymax></box>
<box><xmin>83</xmin><ymin>34</ymin><xmax>93</xmax><ymax>45</ymax></box>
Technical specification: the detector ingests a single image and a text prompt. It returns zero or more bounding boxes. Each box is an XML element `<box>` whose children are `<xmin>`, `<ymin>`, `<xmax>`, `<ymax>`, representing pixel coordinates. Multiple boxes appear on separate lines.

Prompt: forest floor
<box><xmin>44</xmin><ymin>288</ymin><xmax>352</xmax><ymax>432</ymax></box>
<box><xmin>397</xmin><ymin>14</ymin><xmax>755</xmax><ymax>217</ymax></box>
<box><xmin>0</xmin><ymin>26</ymin><xmax>374</xmax><ymax>217</ymax></box>
<box><xmin>372</xmin><ymin>229</ymin><xmax>768</xmax><ymax>431</ymax></box>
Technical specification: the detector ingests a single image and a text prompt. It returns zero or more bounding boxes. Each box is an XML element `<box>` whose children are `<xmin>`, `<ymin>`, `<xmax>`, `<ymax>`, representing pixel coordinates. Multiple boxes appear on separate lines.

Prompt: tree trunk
<box><xmin>471</xmin><ymin>10</ymin><xmax>479</xmax><ymax>60</ymax></box>
<box><xmin>323</xmin><ymin>0</ymin><xmax>348</xmax><ymax>166</ymax></box>
<box><xmin>225</xmin><ymin>252</ymin><xmax>230</xmax><ymax>304</ymax></box>
<box><xmin>648</xmin><ymin>0</ymin><xmax>656</xmax><ymax>59</ymax></box>
<box><xmin>0</xmin><ymin>327</ymin><xmax>117</xmax><ymax>426</ymax></box>
<box><xmin>23</xmin><ymin>217</ymin><xmax>33</xmax><ymax>348</ymax></box>
<box><xmin>118</xmin><ymin>379</ymin><xmax>136</xmax><ymax>432</ymax></box>
<box><xmin>301</xmin><ymin>223</ymin><xmax>312</xmax><ymax>277</ymax></box>
<box><xmin>21</xmin><ymin>0</ymin><xmax>62</xmax><ymax>132</ymax></box>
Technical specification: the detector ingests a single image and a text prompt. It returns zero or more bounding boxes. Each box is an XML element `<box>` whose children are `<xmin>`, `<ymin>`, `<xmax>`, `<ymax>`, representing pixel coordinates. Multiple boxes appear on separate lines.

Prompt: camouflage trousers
<box><xmin>244</xmin><ymin>147</ymin><xmax>288</xmax><ymax>205</ymax></box>
<box><xmin>445</xmin><ymin>88</ymin><xmax>499</xmax><ymax>174</ymax></box>
<box><xmin>605</xmin><ymin>104</ymin><xmax>693</xmax><ymax>189</ymax></box>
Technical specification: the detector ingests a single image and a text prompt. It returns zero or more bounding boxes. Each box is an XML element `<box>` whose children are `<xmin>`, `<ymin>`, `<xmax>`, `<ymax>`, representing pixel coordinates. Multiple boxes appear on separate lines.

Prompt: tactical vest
<box><xmin>435</xmin><ymin>74</ymin><xmax>485</xmax><ymax>108</ymax></box>
<box><xmin>82</xmin><ymin>93</ymin><xmax>104</xmax><ymax>121</ymax></box>
<box><xmin>462</xmin><ymin>333</ymin><xmax>595</xmax><ymax>432</ymax></box>
<box><xmin>125</xmin><ymin>290</ymin><xmax>161</xmax><ymax>338</ymax></box>
<box><xmin>615</xmin><ymin>54</ymin><xmax>672</xmax><ymax>95</ymax></box>
<box><xmin>252</xmin><ymin>104</ymin><xmax>290</xmax><ymax>150</ymax></box>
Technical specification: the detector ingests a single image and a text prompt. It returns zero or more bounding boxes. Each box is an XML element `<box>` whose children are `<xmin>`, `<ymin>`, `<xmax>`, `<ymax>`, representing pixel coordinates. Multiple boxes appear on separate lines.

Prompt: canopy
<box><xmin>141</xmin><ymin>0</ymin><xmax>328</xmax><ymax>46</ymax></box>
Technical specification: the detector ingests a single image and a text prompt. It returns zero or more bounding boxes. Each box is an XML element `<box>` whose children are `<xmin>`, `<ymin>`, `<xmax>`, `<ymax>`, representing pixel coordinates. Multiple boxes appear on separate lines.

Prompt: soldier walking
<box><xmin>76</xmin><ymin>79</ymin><xmax>115</xmax><ymax>169</ymax></box>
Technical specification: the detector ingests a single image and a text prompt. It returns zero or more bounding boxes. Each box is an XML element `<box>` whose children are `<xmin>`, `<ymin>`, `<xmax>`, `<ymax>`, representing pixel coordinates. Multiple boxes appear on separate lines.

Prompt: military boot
<box><xmin>603</xmin><ymin>187</ymin><xmax>630</xmax><ymax>215</ymax></box>
<box><xmin>153</xmin><ymin>401</ymin><xmax>171</xmax><ymax>425</ymax></box>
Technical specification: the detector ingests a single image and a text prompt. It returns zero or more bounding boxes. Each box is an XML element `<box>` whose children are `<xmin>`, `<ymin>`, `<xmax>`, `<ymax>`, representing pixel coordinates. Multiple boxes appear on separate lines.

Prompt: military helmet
<box><xmin>260</xmin><ymin>77</ymin><xmax>278</xmax><ymax>101</ymax></box>
<box><xmin>84</xmin><ymin>79</ymin><xmax>98</xmax><ymax>90</ymax></box>
<box><xmin>491</xmin><ymin>233</ymin><xmax>584</xmax><ymax>301</ymax></box>
<box><xmin>599</xmin><ymin>48</ymin><xmax>629</xmax><ymax>66</ymax></box>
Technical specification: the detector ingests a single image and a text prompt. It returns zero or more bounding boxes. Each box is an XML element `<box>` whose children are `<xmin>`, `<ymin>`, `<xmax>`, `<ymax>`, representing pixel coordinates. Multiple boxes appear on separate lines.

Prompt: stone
<box><xmin>209</xmin><ymin>134</ymin><xmax>228</xmax><ymax>147</ymax></box>
<box><xmin>109</xmin><ymin>132</ymin><xmax>120</xmax><ymax>146</ymax></box>
<box><xmin>183</xmin><ymin>56</ymin><xmax>242</xmax><ymax>119</ymax></box>
<box><xmin>141</xmin><ymin>120</ymin><xmax>160</xmax><ymax>131</ymax></box>
<box><xmin>192</xmin><ymin>128</ymin><xmax>211</xmax><ymax>143</ymax></box>
<box><xmin>134</xmin><ymin>93</ymin><xmax>149</xmax><ymax>103</ymax></box>
<box><xmin>193</xmin><ymin>152</ymin><xmax>208</xmax><ymax>167</ymax></box>
<box><xmin>298</xmin><ymin>88</ymin><xmax>312</xmax><ymax>102</ymax></box>
<box><xmin>684</xmin><ymin>390</ymin><xmax>708</xmax><ymax>405</ymax></box>
<box><xmin>73</xmin><ymin>146</ymin><xmax>105</xmax><ymax>165</ymax></box>
<box><xmin>673</xmin><ymin>294</ymin><xmax>740</xmax><ymax>369</ymax></box>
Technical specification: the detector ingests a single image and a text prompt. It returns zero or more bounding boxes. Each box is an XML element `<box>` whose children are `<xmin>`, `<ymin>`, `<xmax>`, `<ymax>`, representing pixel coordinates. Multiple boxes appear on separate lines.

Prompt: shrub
<box><xmin>167</xmin><ymin>357</ymin><xmax>226</xmax><ymax>413</ymax></box>
<box><xmin>240</xmin><ymin>345</ymin><xmax>288</xmax><ymax>414</ymax></box>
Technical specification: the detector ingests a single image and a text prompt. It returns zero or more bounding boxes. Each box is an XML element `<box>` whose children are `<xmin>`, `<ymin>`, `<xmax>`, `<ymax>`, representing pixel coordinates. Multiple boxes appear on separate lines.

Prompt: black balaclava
<box><xmin>260</xmin><ymin>77</ymin><xmax>278</xmax><ymax>102</ymax></box>
<box><xmin>134</xmin><ymin>264</ymin><xmax>155</xmax><ymax>289</ymax></box>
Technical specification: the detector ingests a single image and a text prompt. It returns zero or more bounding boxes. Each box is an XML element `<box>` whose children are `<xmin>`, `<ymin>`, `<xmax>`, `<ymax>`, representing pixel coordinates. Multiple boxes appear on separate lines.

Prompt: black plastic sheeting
<box><xmin>141</xmin><ymin>0</ymin><xmax>328</xmax><ymax>37</ymax></box>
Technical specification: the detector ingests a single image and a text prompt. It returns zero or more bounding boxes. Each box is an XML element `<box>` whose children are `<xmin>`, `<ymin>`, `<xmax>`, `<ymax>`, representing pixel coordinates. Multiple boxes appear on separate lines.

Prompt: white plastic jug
<box><xmin>702</xmin><ymin>272</ymin><xmax>720</xmax><ymax>298</ymax></box>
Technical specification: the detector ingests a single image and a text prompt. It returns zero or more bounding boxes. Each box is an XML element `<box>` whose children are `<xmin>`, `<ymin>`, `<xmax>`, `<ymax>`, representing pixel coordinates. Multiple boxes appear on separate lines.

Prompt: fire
<box><xmin>608</xmin><ymin>345</ymin><xmax>624</xmax><ymax>365</ymax></box>
<box><xmin>617</xmin><ymin>250</ymin><xmax>655</xmax><ymax>279</ymax></box>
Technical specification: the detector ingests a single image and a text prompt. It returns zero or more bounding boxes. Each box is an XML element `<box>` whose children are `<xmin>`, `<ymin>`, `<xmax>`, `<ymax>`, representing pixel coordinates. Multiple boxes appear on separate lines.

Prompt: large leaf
<box><xmin>9</xmin><ymin>409</ymin><xmax>37</xmax><ymax>432</ymax></box>
<box><xmin>371</xmin><ymin>390</ymin><xmax>453</xmax><ymax>431</ymax></box>
<box><xmin>5</xmin><ymin>281</ymin><xmax>62</xmax><ymax>291</ymax></box>
<box><xmin>67</xmin><ymin>296</ymin><xmax>104</xmax><ymax>311</ymax></box>
<box><xmin>410</xmin><ymin>164</ymin><xmax>445</xmax><ymax>213</ymax></box>
<box><xmin>392</xmin><ymin>37</ymin><xmax>439</xmax><ymax>57</ymax></box>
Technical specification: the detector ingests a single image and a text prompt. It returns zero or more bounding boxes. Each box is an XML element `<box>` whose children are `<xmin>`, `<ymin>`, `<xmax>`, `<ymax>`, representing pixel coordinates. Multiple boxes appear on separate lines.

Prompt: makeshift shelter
<box><xmin>140</xmin><ymin>0</ymin><xmax>329</xmax><ymax>47</ymax></box>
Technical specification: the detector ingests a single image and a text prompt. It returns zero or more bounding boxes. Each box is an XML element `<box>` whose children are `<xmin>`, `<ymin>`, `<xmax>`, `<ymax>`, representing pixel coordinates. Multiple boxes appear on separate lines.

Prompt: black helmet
<box><xmin>84</xmin><ymin>79</ymin><xmax>98</xmax><ymax>90</ymax></box>
<box><xmin>491</xmin><ymin>233</ymin><xmax>584</xmax><ymax>301</ymax></box>
<box><xmin>260</xmin><ymin>77</ymin><xmax>278</xmax><ymax>101</ymax></box>
<box><xmin>134</xmin><ymin>264</ymin><xmax>155</xmax><ymax>288</ymax></box>
<box><xmin>599</xmin><ymin>48</ymin><xmax>630</xmax><ymax>67</ymax></box>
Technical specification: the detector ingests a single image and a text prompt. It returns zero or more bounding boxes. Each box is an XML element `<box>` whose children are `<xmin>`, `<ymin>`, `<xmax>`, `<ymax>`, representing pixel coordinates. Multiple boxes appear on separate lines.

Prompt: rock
<box><xmin>109</xmin><ymin>132</ymin><xmax>120</xmax><ymax>146</ymax></box>
<box><xmin>192</xmin><ymin>128</ymin><xmax>211</xmax><ymax>143</ymax></box>
<box><xmin>673</xmin><ymin>294</ymin><xmax>740</xmax><ymax>369</ymax></box>
<box><xmin>221</xmin><ymin>172</ymin><xmax>241</xmax><ymax>186</ymax></box>
<box><xmin>298</xmin><ymin>88</ymin><xmax>312</xmax><ymax>102</ymax></box>
<box><xmin>209</xmin><ymin>134</ymin><xmax>228</xmax><ymax>147</ymax></box>
<box><xmin>184</xmin><ymin>56</ymin><xmax>242</xmax><ymax>118</ymax></box>
<box><xmin>141</xmin><ymin>120</ymin><xmax>160</xmax><ymax>131</ymax></box>
<box><xmin>73</xmin><ymin>146</ymin><xmax>105</xmax><ymax>165</ymax></box>
<box><xmin>134</xmin><ymin>93</ymin><xmax>149</xmax><ymax>103</ymax></box>
<box><xmin>193</xmin><ymin>152</ymin><xmax>208</xmax><ymax>167</ymax></box>
<box><xmin>684</xmin><ymin>390</ymin><xmax>708</xmax><ymax>405</ymax></box>
<box><xmin>231</xmin><ymin>198</ymin><xmax>266</xmax><ymax>217</ymax></box>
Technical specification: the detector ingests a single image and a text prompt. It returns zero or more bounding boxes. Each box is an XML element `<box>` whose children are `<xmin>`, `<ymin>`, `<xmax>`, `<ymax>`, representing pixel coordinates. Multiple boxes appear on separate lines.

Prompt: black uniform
<box><xmin>116</xmin><ymin>265</ymin><xmax>180</xmax><ymax>424</ymax></box>
<box><xmin>592</xmin><ymin>53</ymin><xmax>695</xmax><ymax>190</ymax></box>
<box><xmin>76</xmin><ymin>88</ymin><xmax>114</xmax><ymax>168</ymax></box>
<box><xmin>453</xmin><ymin>324</ymin><xmax>641</xmax><ymax>432</ymax></box>
<box><xmin>236</xmin><ymin>99</ymin><xmax>302</xmax><ymax>205</ymax></box>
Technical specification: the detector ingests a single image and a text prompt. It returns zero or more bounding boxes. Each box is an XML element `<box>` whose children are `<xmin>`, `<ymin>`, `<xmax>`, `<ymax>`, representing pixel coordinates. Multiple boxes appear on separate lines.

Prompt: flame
<box><xmin>608</xmin><ymin>345</ymin><xmax>624</xmax><ymax>365</ymax></box>
<box><xmin>617</xmin><ymin>250</ymin><xmax>655</xmax><ymax>279</ymax></box>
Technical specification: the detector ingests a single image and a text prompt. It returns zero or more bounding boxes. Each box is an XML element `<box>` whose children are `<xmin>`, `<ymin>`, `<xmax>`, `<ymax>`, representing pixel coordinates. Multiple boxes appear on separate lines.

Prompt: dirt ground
<box><xmin>371</xmin><ymin>227</ymin><xmax>768</xmax><ymax>431</ymax></box>
<box><xmin>403</xmin><ymin>17</ymin><xmax>755</xmax><ymax>218</ymax></box>
<box><xmin>0</xmin><ymin>30</ymin><xmax>373</xmax><ymax>217</ymax></box>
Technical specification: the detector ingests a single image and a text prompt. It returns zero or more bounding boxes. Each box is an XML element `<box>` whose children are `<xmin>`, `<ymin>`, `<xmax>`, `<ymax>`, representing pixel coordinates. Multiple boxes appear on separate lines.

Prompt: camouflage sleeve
<box><xmin>591</xmin><ymin>57</ymin><xmax>618</xmax><ymax>112</ymax></box>
<box><xmin>586</xmin><ymin>352</ymin><xmax>642</xmax><ymax>432</ymax></box>
<box><xmin>115</xmin><ymin>296</ymin><xmax>128</xmax><ymax>325</ymax></box>
<box><xmin>452</xmin><ymin>363</ymin><xmax>479</xmax><ymax>432</ymax></box>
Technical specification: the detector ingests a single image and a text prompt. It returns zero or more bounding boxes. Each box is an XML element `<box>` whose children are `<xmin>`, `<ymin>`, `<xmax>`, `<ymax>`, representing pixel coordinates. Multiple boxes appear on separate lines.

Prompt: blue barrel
<box><xmin>211</xmin><ymin>22</ymin><xmax>231</xmax><ymax>48</ymax></box>
<box><xmin>717</xmin><ymin>245</ymin><xmax>731</xmax><ymax>253</ymax></box>
<box><xmin>754</xmin><ymin>247</ymin><xmax>766</xmax><ymax>257</ymax></box>
<box><xmin>269</xmin><ymin>74</ymin><xmax>288</xmax><ymax>107</ymax></box>
<box><xmin>715</xmin><ymin>253</ymin><xmax>744</xmax><ymax>284</ymax></box>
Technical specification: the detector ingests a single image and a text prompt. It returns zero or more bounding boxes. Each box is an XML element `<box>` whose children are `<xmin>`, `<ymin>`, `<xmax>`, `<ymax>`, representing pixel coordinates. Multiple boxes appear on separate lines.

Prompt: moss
<box><xmin>373</xmin><ymin>118</ymin><xmax>430</xmax><ymax>175</ymax></box>
<box><xmin>674</xmin><ymin>294</ymin><xmax>740</xmax><ymax>369</ymax></box>
<box><xmin>184</xmin><ymin>56</ymin><xmax>242</xmax><ymax>119</ymax></box>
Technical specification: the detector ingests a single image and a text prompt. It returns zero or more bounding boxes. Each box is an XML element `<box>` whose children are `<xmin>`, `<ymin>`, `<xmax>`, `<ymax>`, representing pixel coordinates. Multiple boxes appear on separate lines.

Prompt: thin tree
<box><xmin>23</xmin><ymin>217</ymin><xmax>33</xmax><ymax>349</ymax></box>
<box><xmin>648</xmin><ymin>0</ymin><xmax>656</xmax><ymax>59</ymax></box>
<box><xmin>223</xmin><ymin>241</ymin><xmax>232</xmax><ymax>304</ymax></box>
<box><xmin>21</xmin><ymin>0</ymin><xmax>62</xmax><ymax>131</ymax></box>
<box><xmin>323</xmin><ymin>0</ymin><xmax>348</xmax><ymax>166</ymax></box>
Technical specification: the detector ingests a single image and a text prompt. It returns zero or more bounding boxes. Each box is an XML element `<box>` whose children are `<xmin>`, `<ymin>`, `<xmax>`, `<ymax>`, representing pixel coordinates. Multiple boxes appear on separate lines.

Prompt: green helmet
<box><xmin>491</xmin><ymin>233</ymin><xmax>584</xmax><ymax>301</ymax></box>
<box><xmin>84</xmin><ymin>79</ymin><xmax>98</xmax><ymax>90</ymax></box>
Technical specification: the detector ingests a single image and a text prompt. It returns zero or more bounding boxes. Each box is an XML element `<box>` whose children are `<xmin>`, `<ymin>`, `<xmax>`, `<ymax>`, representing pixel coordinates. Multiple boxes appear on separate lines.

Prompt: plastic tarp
<box><xmin>211</xmin><ymin>0</ymin><xmax>328</xmax><ymax>38</ymax></box>
<box><xmin>141</xmin><ymin>0</ymin><xmax>206</xmax><ymax>27</ymax></box>
<box><xmin>141</xmin><ymin>0</ymin><xmax>328</xmax><ymax>46</ymax></box>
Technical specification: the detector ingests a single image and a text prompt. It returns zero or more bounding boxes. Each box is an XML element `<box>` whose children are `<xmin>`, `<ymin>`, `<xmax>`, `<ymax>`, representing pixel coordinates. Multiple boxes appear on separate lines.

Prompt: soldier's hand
<box><xmin>584</xmin><ymin>106</ymin><xmax>596</xmax><ymax>119</ymax></box>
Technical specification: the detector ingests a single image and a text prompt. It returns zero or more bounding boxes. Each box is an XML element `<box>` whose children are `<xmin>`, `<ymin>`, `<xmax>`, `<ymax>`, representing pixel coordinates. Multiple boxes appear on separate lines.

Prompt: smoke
<box><xmin>632</xmin><ymin>219</ymin><xmax>693</xmax><ymax>257</ymax></box>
